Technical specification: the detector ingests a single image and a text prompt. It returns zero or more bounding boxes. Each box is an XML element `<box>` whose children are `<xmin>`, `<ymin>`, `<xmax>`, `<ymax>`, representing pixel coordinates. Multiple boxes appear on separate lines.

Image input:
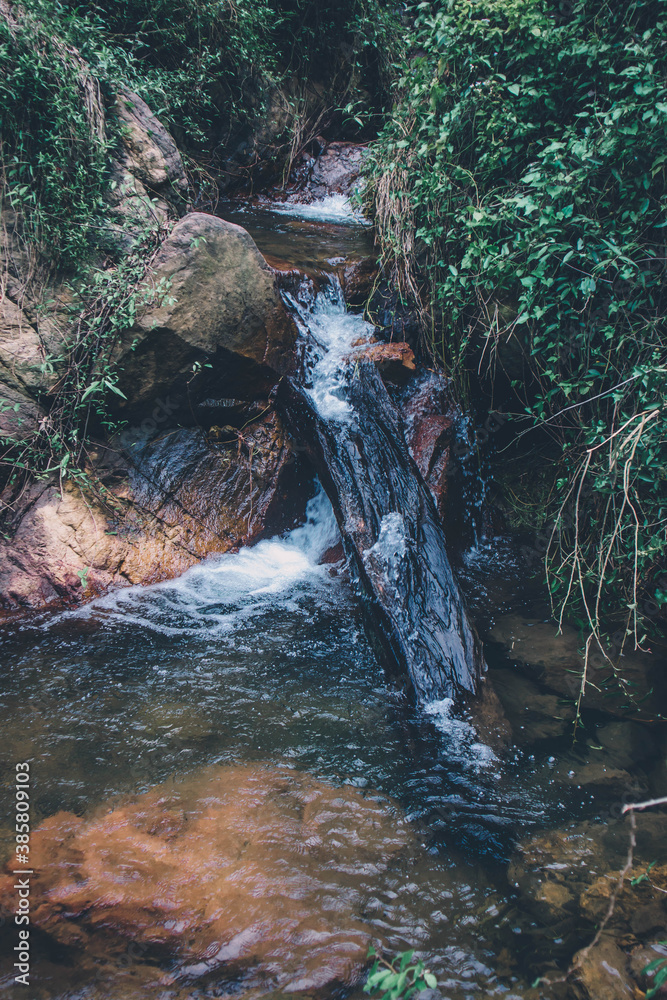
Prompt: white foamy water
<box><xmin>424</xmin><ymin>698</ymin><xmax>498</xmax><ymax>773</ymax></box>
<box><xmin>61</xmin><ymin>490</ymin><xmax>341</xmax><ymax>637</ymax></box>
<box><xmin>285</xmin><ymin>279</ymin><xmax>373</xmax><ymax>420</ymax></box>
<box><xmin>363</xmin><ymin>513</ymin><xmax>407</xmax><ymax>600</ymax></box>
<box><xmin>269</xmin><ymin>194</ymin><xmax>368</xmax><ymax>225</ymax></box>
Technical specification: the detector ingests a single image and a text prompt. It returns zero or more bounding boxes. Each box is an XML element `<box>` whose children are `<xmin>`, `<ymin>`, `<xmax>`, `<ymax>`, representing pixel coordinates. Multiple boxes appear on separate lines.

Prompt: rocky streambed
<box><xmin>0</xmin><ymin>113</ymin><xmax>666</xmax><ymax>1000</ymax></box>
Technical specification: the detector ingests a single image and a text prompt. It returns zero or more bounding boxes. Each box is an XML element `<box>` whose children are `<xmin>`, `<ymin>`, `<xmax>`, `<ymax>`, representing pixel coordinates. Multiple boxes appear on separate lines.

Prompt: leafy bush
<box><xmin>0</xmin><ymin>217</ymin><xmax>172</xmax><ymax>506</ymax></box>
<box><xmin>365</xmin><ymin>947</ymin><xmax>437</xmax><ymax>1000</ymax></box>
<box><xmin>0</xmin><ymin>0</ymin><xmax>114</xmax><ymax>264</ymax></box>
<box><xmin>51</xmin><ymin>0</ymin><xmax>397</xmax><ymax>150</ymax></box>
<box><xmin>368</xmin><ymin>0</ymin><xmax>667</xmax><ymax>646</ymax></box>
<box><xmin>0</xmin><ymin>0</ymin><xmax>398</xmax><ymax>500</ymax></box>
<box><xmin>0</xmin><ymin>0</ymin><xmax>397</xmax><ymax>265</ymax></box>
<box><xmin>60</xmin><ymin>0</ymin><xmax>277</xmax><ymax>145</ymax></box>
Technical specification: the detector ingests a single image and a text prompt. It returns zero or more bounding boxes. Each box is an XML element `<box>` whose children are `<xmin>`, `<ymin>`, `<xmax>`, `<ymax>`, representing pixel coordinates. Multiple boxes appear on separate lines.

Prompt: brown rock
<box><xmin>511</xmin><ymin>816</ymin><xmax>667</xmax><ymax>943</ymax></box>
<box><xmin>0</xmin><ymin>412</ymin><xmax>293</xmax><ymax>609</ymax></box>
<box><xmin>338</xmin><ymin>256</ymin><xmax>379</xmax><ymax>307</ymax></box>
<box><xmin>352</xmin><ymin>342</ymin><xmax>416</xmax><ymax>383</ymax></box>
<box><xmin>264</xmin><ymin>253</ymin><xmax>321</xmax><ymax>301</ymax></box>
<box><xmin>489</xmin><ymin>615</ymin><xmax>661</xmax><ymax>720</ymax></box>
<box><xmin>570</xmin><ymin>935</ymin><xmax>635</xmax><ymax>999</ymax></box>
<box><xmin>0</xmin><ymin>763</ymin><xmax>412</xmax><ymax>991</ymax></box>
<box><xmin>508</xmin><ymin>824</ymin><xmax>605</xmax><ymax>923</ymax></box>
<box><xmin>115</xmin><ymin>213</ymin><xmax>298</xmax><ymax>409</ymax></box>
<box><xmin>400</xmin><ymin>371</ymin><xmax>460</xmax><ymax>522</ymax></box>
<box><xmin>629</xmin><ymin>940</ymin><xmax>667</xmax><ymax>992</ymax></box>
<box><xmin>108</xmin><ymin>89</ymin><xmax>189</xmax><ymax>222</ymax></box>
<box><xmin>0</xmin><ymin>295</ymin><xmax>59</xmax><ymax>444</ymax></box>
<box><xmin>0</xmin><ymin>380</ymin><xmax>43</xmax><ymax>443</ymax></box>
<box><xmin>592</xmin><ymin>720</ymin><xmax>658</xmax><ymax>770</ymax></box>
<box><xmin>0</xmin><ymin>296</ymin><xmax>50</xmax><ymax>392</ymax></box>
<box><xmin>580</xmin><ymin>863</ymin><xmax>667</xmax><ymax>928</ymax></box>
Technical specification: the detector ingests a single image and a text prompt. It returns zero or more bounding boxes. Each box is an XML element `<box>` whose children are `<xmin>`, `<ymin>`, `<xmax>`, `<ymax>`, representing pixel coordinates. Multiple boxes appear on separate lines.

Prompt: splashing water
<box><xmin>61</xmin><ymin>489</ymin><xmax>341</xmax><ymax>638</ymax></box>
<box><xmin>424</xmin><ymin>698</ymin><xmax>499</xmax><ymax>773</ymax></box>
<box><xmin>284</xmin><ymin>278</ymin><xmax>373</xmax><ymax>420</ymax></box>
<box><xmin>268</xmin><ymin>194</ymin><xmax>368</xmax><ymax>225</ymax></box>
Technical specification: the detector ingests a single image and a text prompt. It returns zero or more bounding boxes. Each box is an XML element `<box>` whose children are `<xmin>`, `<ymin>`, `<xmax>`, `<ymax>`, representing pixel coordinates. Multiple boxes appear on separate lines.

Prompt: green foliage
<box><xmin>631</xmin><ymin>859</ymin><xmax>657</xmax><ymax>886</ymax></box>
<box><xmin>0</xmin><ymin>0</ymin><xmax>397</xmax><ymax>500</ymax></box>
<box><xmin>643</xmin><ymin>945</ymin><xmax>667</xmax><ymax>999</ymax></box>
<box><xmin>368</xmin><ymin>0</ymin><xmax>667</xmax><ymax>642</ymax></box>
<box><xmin>0</xmin><ymin>0</ymin><xmax>113</xmax><ymax>263</ymax></box>
<box><xmin>61</xmin><ymin>0</ymin><xmax>278</xmax><ymax>144</ymax></box>
<box><xmin>364</xmin><ymin>947</ymin><xmax>437</xmax><ymax>1000</ymax></box>
<box><xmin>0</xmin><ymin>217</ymin><xmax>171</xmax><ymax>501</ymax></box>
<box><xmin>0</xmin><ymin>0</ymin><xmax>397</xmax><ymax>264</ymax></box>
<box><xmin>52</xmin><ymin>0</ymin><xmax>397</xmax><ymax>148</ymax></box>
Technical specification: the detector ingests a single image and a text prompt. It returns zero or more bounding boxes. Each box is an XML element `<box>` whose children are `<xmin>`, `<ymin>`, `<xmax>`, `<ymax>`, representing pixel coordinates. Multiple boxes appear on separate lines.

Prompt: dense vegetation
<box><xmin>0</xmin><ymin>0</ymin><xmax>395</xmax><ymax>501</ymax></box>
<box><xmin>0</xmin><ymin>0</ymin><xmax>396</xmax><ymax>265</ymax></box>
<box><xmin>368</xmin><ymin>0</ymin><xmax>667</xmax><ymax>649</ymax></box>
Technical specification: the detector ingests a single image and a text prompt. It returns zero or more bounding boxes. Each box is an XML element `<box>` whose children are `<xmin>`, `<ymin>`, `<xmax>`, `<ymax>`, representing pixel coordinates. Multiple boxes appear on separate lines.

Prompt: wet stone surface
<box><xmin>0</xmin><ymin>764</ymin><xmax>413</xmax><ymax>994</ymax></box>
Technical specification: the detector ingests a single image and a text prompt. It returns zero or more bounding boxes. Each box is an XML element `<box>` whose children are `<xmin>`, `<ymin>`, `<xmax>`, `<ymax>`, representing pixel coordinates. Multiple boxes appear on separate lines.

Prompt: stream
<box><xmin>0</xmin><ymin>197</ymin><xmax>663</xmax><ymax>1000</ymax></box>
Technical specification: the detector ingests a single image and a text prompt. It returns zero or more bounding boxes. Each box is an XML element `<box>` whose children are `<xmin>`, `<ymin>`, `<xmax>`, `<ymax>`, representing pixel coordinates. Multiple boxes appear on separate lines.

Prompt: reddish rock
<box><xmin>401</xmin><ymin>372</ymin><xmax>459</xmax><ymax>520</ymax></box>
<box><xmin>0</xmin><ymin>763</ymin><xmax>413</xmax><ymax>992</ymax></box>
<box><xmin>264</xmin><ymin>252</ymin><xmax>321</xmax><ymax>301</ymax></box>
<box><xmin>0</xmin><ymin>211</ymin><xmax>301</xmax><ymax>610</ymax></box>
<box><xmin>0</xmin><ymin>412</ymin><xmax>294</xmax><ymax>609</ymax></box>
<box><xmin>321</xmin><ymin>541</ymin><xmax>344</xmax><ymax>564</ymax></box>
<box><xmin>353</xmin><ymin>342</ymin><xmax>416</xmax><ymax>383</ymax></box>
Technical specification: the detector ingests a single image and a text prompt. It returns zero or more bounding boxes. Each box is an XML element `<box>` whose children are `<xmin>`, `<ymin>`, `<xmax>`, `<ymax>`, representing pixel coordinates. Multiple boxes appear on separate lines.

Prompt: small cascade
<box><xmin>278</xmin><ymin>277</ymin><xmax>485</xmax><ymax>703</ymax></box>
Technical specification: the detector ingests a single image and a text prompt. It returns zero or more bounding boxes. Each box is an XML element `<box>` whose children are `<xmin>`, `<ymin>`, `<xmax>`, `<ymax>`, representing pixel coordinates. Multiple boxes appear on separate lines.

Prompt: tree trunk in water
<box><xmin>277</xmin><ymin>363</ymin><xmax>485</xmax><ymax>703</ymax></box>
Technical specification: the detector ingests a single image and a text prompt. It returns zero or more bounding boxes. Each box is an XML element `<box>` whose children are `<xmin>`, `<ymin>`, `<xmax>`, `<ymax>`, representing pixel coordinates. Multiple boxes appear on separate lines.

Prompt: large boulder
<box><xmin>0</xmin><ymin>208</ymin><xmax>301</xmax><ymax>609</ymax></box>
<box><xmin>0</xmin><ymin>763</ymin><xmax>412</xmax><ymax>992</ymax></box>
<box><xmin>307</xmin><ymin>141</ymin><xmax>367</xmax><ymax>199</ymax></box>
<box><xmin>0</xmin><ymin>411</ymin><xmax>294</xmax><ymax>609</ymax></box>
<box><xmin>107</xmin><ymin>89</ymin><xmax>189</xmax><ymax>222</ymax></box>
<box><xmin>115</xmin><ymin>212</ymin><xmax>298</xmax><ymax>410</ymax></box>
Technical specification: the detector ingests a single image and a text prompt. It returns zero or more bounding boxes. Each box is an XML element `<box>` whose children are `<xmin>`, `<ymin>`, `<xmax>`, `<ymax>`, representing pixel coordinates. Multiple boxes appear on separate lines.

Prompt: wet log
<box><xmin>277</xmin><ymin>363</ymin><xmax>485</xmax><ymax>703</ymax></box>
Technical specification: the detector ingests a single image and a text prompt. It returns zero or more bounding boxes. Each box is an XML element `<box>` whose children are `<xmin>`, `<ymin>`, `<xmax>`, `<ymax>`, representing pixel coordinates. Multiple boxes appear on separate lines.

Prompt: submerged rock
<box><xmin>490</xmin><ymin>668</ymin><xmax>576</xmax><ymax>744</ymax></box>
<box><xmin>490</xmin><ymin>614</ymin><xmax>663</xmax><ymax>720</ymax></box>
<box><xmin>570</xmin><ymin>936</ymin><xmax>635</xmax><ymax>999</ymax></box>
<box><xmin>0</xmin><ymin>763</ymin><xmax>413</xmax><ymax>992</ymax></box>
<box><xmin>509</xmin><ymin>813</ymin><xmax>667</xmax><ymax>995</ymax></box>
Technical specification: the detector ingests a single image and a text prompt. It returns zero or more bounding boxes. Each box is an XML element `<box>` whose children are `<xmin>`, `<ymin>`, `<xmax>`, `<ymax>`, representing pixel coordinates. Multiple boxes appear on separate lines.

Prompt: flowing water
<box><xmin>0</xmin><ymin>198</ymin><xmax>662</xmax><ymax>999</ymax></box>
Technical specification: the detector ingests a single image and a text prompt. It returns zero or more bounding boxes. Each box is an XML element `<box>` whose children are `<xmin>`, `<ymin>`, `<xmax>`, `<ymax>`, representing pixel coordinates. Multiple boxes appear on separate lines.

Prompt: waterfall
<box><xmin>278</xmin><ymin>277</ymin><xmax>486</xmax><ymax>703</ymax></box>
